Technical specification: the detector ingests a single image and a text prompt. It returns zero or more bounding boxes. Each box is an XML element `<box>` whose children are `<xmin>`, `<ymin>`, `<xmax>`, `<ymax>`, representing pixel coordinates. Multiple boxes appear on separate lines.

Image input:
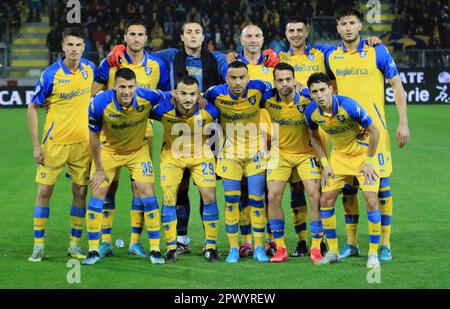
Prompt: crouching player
<box><xmin>305</xmin><ymin>73</ymin><xmax>382</xmax><ymax>269</ymax></box>
<box><xmin>83</xmin><ymin>68</ymin><xmax>164</xmax><ymax>265</ymax></box>
<box><xmin>151</xmin><ymin>76</ymin><xmax>220</xmax><ymax>262</ymax></box>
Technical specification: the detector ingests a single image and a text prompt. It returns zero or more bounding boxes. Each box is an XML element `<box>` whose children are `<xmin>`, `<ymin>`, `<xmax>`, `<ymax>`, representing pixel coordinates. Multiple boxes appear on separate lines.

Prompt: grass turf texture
<box><xmin>0</xmin><ymin>105</ymin><xmax>449</xmax><ymax>289</ymax></box>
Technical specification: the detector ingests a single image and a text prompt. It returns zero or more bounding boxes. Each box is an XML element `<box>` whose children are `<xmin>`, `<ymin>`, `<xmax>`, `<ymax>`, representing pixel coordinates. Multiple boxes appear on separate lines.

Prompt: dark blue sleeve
<box><xmin>203</xmin><ymin>85</ymin><xmax>221</xmax><ymax>104</ymax></box>
<box><xmin>31</xmin><ymin>69</ymin><xmax>56</xmax><ymax>106</ymax></box>
<box><xmin>375</xmin><ymin>44</ymin><xmax>398</xmax><ymax>79</ymax></box>
<box><xmin>150</xmin><ymin>48</ymin><xmax>178</xmax><ymax>66</ymax></box>
<box><xmin>300</xmin><ymin>88</ymin><xmax>311</xmax><ymax>100</ymax></box>
<box><xmin>136</xmin><ymin>88</ymin><xmax>168</xmax><ymax>106</ymax></box>
<box><xmin>305</xmin><ymin>103</ymin><xmax>319</xmax><ymax>130</ymax></box>
<box><xmin>204</xmin><ymin>102</ymin><xmax>220</xmax><ymax>119</ymax></box>
<box><xmin>340</xmin><ymin>97</ymin><xmax>373</xmax><ymax>129</ymax></box>
<box><xmin>88</xmin><ymin>96</ymin><xmax>106</xmax><ymax>133</ymax></box>
<box><xmin>94</xmin><ymin>58</ymin><xmax>111</xmax><ymax>84</ymax></box>
<box><xmin>154</xmin><ymin>56</ymin><xmax>170</xmax><ymax>91</ymax></box>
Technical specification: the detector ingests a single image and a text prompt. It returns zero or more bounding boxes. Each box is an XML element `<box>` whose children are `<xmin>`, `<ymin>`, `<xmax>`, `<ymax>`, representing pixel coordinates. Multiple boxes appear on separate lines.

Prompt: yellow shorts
<box><xmin>322</xmin><ymin>174</ymin><xmax>380</xmax><ymax>193</ymax></box>
<box><xmin>91</xmin><ymin>144</ymin><xmax>154</xmax><ymax>187</ymax></box>
<box><xmin>216</xmin><ymin>150</ymin><xmax>267</xmax><ymax>180</ymax></box>
<box><xmin>375</xmin><ymin>128</ymin><xmax>392</xmax><ymax>178</ymax></box>
<box><xmin>36</xmin><ymin>141</ymin><xmax>91</xmax><ymax>186</ymax></box>
<box><xmin>160</xmin><ymin>149</ymin><xmax>216</xmax><ymax>188</ymax></box>
<box><xmin>267</xmin><ymin>154</ymin><xmax>321</xmax><ymax>182</ymax></box>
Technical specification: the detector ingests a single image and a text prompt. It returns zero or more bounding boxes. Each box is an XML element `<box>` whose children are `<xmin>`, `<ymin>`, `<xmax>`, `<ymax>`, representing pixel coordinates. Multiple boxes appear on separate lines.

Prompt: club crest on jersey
<box><xmin>337</xmin><ymin>114</ymin><xmax>346</xmax><ymax>122</ymax></box>
<box><xmin>262</xmin><ymin>66</ymin><xmax>269</xmax><ymax>74</ymax></box>
<box><xmin>222</xmin><ymin>166</ymin><xmax>227</xmax><ymax>172</ymax></box>
<box><xmin>197</xmin><ymin>119</ymin><xmax>206</xmax><ymax>127</ymax></box>
<box><xmin>359</xmin><ymin>51</ymin><xmax>367</xmax><ymax>59</ymax></box>
<box><xmin>297</xmin><ymin>104</ymin><xmax>306</xmax><ymax>113</ymax></box>
<box><xmin>82</xmin><ymin>70</ymin><xmax>88</xmax><ymax>80</ymax></box>
<box><xmin>248</xmin><ymin>96</ymin><xmax>257</xmax><ymax>105</ymax></box>
<box><xmin>307</xmin><ymin>53</ymin><xmax>315</xmax><ymax>61</ymax></box>
<box><xmin>136</xmin><ymin>105</ymin><xmax>144</xmax><ymax>112</ymax></box>
<box><xmin>145</xmin><ymin>67</ymin><xmax>153</xmax><ymax>76</ymax></box>
<box><xmin>41</xmin><ymin>172</ymin><xmax>46</xmax><ymax>179</ymax></box>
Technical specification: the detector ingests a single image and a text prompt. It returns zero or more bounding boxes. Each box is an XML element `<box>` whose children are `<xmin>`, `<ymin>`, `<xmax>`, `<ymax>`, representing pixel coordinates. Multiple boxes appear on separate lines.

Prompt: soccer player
<box><xmin>91</xmin><ymin>19</ymin><xmax>169</xmax><ymax>258</ymax></box>
<box><xmin>150</xmin><ymin>76</ymin><xmax>220</xmax><ymax>262</ymax></box>
<box><xmin>204</xmin><ymin>61</ymin><xmax>270</xmax><ymax>263</ymax></box>
<box><xmin>222</xmin><ymin>24</ymin><xmax>274</xmax><ymax>257</ymax></box>
<box><xmin>326</xmin><ymin>8</ymin><xmax>409</xmax><ymax>261</ymax></box>
<box><xmin>27</xmin><ymin>27</ymin><xmax>96</xmax><ymax>262</ymax></box>
<box><xmin>263</xmin><ymin>63</ymin><xmax>323</xmax><ymax>263</ymax></box>
<box><xmin>305</xmin><ymin>72</ymin><xmax>382</xmax><ymax>268</ymax></box>
<box><xmin>83</xmin><ymin>68</ymin><xmax>164</xmax><ymax>265</ymax></box>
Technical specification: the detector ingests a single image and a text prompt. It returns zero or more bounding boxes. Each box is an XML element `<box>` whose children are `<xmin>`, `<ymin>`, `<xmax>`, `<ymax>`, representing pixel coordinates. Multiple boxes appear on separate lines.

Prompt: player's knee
<box><xmin>320</xmin><ymin>194</ymin><xmax>334</xmax><ymax>209</ymax></box>
<box><xmin>268</xmin><ymin>190</ymin><xmax>282</xmax><ymax>208</ymax></box>
<box><xmin>201</xmin><ymin>190</ymin><xmax>216</xmax><ymax>204</ymax></box>
<box><xmin>72</xmin><ymin>184</ymin><xmax>87</xmax><ymax>200</ymax></box>
<box><xmin>38</xmin><ymin>184</ymin><xmax>54</xmax><ymax>201</ymax></box>
<box><xmin>365</xmin><ymin>194</ymin><xmax>379</xmax><ymax>212</ymax></box>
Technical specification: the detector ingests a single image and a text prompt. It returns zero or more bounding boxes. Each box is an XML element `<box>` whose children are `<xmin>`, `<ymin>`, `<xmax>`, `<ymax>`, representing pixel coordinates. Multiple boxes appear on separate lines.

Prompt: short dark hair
<box><xmin>125</xmin><ymin>19</ymin><xmax>147</xmax><ymax>34</ymax></box>
<box><xmin>273</xmin><ymin>62</ymin><xmax>295</xmax><ymax>79</ymax></box>
<box><xmin>336</xmin><ymin>7</ymin><xmax>364</xmax><ymax>23</ymax></box>
<box><xmin>227</xmin><ymin>60</ymin><xmax>248</xmax><ymax>71</ymax></box>
<box><xmin>178</xmin><ymin>75</ymin><xmax>199</xmax><ymax>87</ymax></box>
<box><xmin>180</xmin><ymin>22</ymin><xmax>203</xmax><ymax>35</ymax></box>
<box><xmin>307</xmin><ymin>73</ymin><xmax>331</xmax><ymax>88</ymax></box>
<box><xmin>286</xmin><ymin>16</ymin><xmax>310</xmax><ymax>28</ymax></box>
<box><xmin>114</xmin><ymin>68</ymin><xmax>136</xmax><ymax>82</ymax></box>
<box><xmin>61</xmin><ymin>27</ymin><xmax>85</xmax><ymax>40</ymax></box>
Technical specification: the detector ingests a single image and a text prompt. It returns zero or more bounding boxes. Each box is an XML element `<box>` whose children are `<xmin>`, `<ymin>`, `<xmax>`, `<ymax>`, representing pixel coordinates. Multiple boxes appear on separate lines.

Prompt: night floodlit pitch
<box><xmin>0</xmin><ymin>105</ymin><xmax>449</xmax><ymax>288</ymax></box>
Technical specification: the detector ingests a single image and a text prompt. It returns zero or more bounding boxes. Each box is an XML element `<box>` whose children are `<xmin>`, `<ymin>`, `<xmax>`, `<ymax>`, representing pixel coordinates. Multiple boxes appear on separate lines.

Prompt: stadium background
<box><xmin>0</xmin><ymin>0</ymin><xmax>449</xmax><ymax>289</ymax></box>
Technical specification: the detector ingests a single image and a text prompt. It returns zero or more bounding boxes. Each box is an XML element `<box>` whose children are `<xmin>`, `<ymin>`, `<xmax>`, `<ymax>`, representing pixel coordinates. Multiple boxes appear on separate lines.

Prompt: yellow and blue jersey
<box><xmin>95</xmin><ymin>50</ymin><xmax>170</xmax><ymax>91</ymax></box>
<box><xmin>261</xmin><ymin>88</ymin><xmax>314</xmax><ymax>156</ymax></box>
<box><xmin>150</xmin><ymin>94</ymin><xmax>219</xmax><ymax>157</ymax></box>
<box><xmin>278</xmin><ymin>42</ymin><xmax>330</xmax><ymax>87</ymax></box>
<box><xmin>88</xmin><ymin>88</ymin><xmax>165</xmax><ymax>154</ymax></box>
<box><xmin>221</xmin><ymin>53</ymin><xmax>274</xmax><ymax>85</ymax></box>
<box><xmin>305</xmin><ymin>95</ymin><xmax>373</xmax><ymax>157</ymax></box>
<box><xmin>204</xmin><ymin>80</ymin><xmax>268</xmax><ymax>156</ymax></box>
<box><xmin>326</xmin><ymin>41</ymin><xmax>398</xmax><ymax>131</ymax></box>
<box><xmin>31</xmin><ymin>57</ymin><xmax>96</xmax><ymax>145</ymax></box>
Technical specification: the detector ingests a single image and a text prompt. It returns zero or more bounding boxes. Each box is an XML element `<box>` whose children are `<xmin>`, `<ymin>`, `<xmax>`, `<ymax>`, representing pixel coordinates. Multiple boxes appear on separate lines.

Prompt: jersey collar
<box><xmin>238</xmin><ymin>52</ymin><xmax>264</xmax><ymax>65</ymax></box>
<box><xmin>59</xmin><ymin>58</ymin><xmax>84</xmax><ymax>75</ymax></box>
<box><xmin>112</xmin><ymin>90</ymin><xmax>138</xmax><ymax>111</ymax></box>
<box><xmin>318</xmin><ymin>96</ymin><xmax>339</xmax><ymax>116</ymax></box>
<box><xmin>339</xmin><ymin>39</ymin><xmax>366</xmax><ymax>53</ymax></box>
<box><xmin>276</xmin><ymin>91</ymin><xmax>300</xmax><ymax>104</ymax></box>
<box><xmin>123</xmin><ymin>50</ymin><xmax>149</xmax><ymax>66</ymax></box>
<box><xmin>175</xmin><ymin>104</ymin><xmax>200</xmax><ymax>118</ymax></box>
<box><xmin>289</xmin><ymin>40</ymin><xmax>312</xmax><ymax>56</ymax></box>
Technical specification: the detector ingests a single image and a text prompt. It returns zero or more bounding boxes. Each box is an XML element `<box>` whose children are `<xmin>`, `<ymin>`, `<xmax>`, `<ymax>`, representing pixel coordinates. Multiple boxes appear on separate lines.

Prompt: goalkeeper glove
<box><xmin>106</xmin><ymin>44</ymin><xmax>126</xmax><ymax>67</ymax></box>
<box><xmin>262</xmin><ymin>49</ymin><xmax>280</xmax><ymax>68</ymax></box>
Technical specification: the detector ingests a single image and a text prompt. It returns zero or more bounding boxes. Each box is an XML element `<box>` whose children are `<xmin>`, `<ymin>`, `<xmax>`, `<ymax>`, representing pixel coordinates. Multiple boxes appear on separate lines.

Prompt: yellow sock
<box><xmin>33</xmin><ymin>205</ymin><xmax>50</xmax><ymax>246</ymax></box>
<box><xmin>203</xmin><ymin>201</ymin><xmax>219</xmax><ymax>250</ymax></box>
<box><xmin>70</xmin><ymin>206</ymin><xmax>85</xmax><ymax>245</ymax></box>
<box><xmin>86</xmin><ymin>197</ymin><xmax>104</xmax><ymax>252</ymax></box>
<box><xmin>239</xmin><ymin>203</ymin><xmax>252</xmax><ymax>244</ymax></box>
<box><xmin>130</xmin><ymin>197</ymin><xmax>144</xmax><ymax>245</ymax></box>
<box><xmin>379</xmin><ymin>178</ymin><xmax>393</xmax><ymax>248</ymax></box>
<box><xmin>320</xmin><ymin>207</ymin><xmax>338</xmax><ymax>254</ymax></box>
<box><xmin>249</xmin><ymin>194</ymin><xmax>266</xmax><ymax>248</ymax></box>
<box><xmin>142</xmin><ymin>196</ymin><xmax>161</xmax><ymax>252</ymax></box>
<box><xmin>367</xmin><ymin>209</ymin><xmax>382</xmax><ymax>255</ymax></box>
<box><xmin>343</xmin><ymin>188</ymin><xmax>360</xmax><ymax>246</ymax></box>
<box><xmin>224</xmin><ymin>188</ymin><xmax>240</xmax><ymax>249</ymax></box>
<box><xmin>101</xmin><ymin>197</ymin><xmax>115</xmax><ymax>244</ymax></box>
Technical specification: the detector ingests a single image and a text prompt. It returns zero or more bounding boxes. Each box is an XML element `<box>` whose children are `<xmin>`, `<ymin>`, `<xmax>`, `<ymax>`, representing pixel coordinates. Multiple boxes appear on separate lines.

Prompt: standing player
<box><xmin>27</xmin><ymin>27</ymin><xmax>96</xmax><ymax>262</ymax></box>
<box><xmin>305</xmin><ymin>73</ymin><xmax>382</xmax><ymax>268</ymax></box>
<box><xmin>204</xmin><ymin>61</ymin><xmax>270</xmax><ymax>263</ymax></box>
<box><xmin>222</xmin><ymin>24</ymin><xmax>274</xmax><ymax>257</ymax></box>
<box><xmin>83</xmin><ymin>68</ymin><xmax>164</xmax><ymax>265</ymax></box>
<box><xmin>151</xmin><ymin>76</ymin><xmax>220</xmax><ymax>262</ymax></box>
<box><xmin>326</xmin><ymin>8</ymin><xmax>409</xmax><ymax>261</ymax></box>
<box><xmin>263</xmin><ymin>63</ymin><xmax>323</xmax><ymax>263</ymax></box>
<box><xmin>91</xmin><ymin>19</ymin><xmax>169</xmax><ymax>258</ymax></box>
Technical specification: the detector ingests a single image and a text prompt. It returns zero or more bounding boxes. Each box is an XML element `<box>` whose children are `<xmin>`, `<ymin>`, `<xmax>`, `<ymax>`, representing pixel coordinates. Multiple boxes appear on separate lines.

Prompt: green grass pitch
<box><xmin>0</xmin><ymin>105</ymin><xmax>449</xmax><ymax>289</ymax></box>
